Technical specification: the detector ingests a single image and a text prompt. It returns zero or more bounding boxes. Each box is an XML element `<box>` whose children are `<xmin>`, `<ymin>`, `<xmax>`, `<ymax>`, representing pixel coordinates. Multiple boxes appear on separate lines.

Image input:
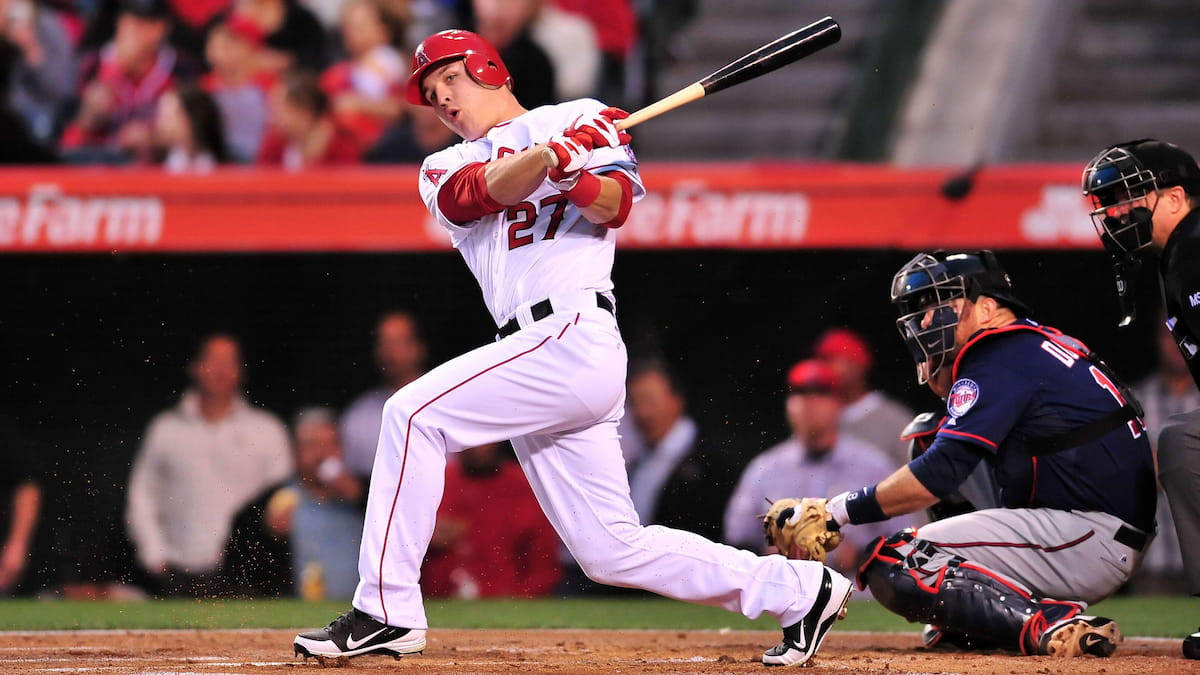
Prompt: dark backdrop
<box><xmin>1</xmin><ymin>249</ymin><xmax>1162</xmax><ymax>589</ymax></box>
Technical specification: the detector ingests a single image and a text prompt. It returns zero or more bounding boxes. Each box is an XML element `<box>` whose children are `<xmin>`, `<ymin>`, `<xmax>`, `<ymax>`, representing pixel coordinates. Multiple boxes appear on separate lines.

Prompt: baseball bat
<box><xmin>616</xmin><ymin>16</ymin><xmax>841</xmax><ymax>131</ymax></box>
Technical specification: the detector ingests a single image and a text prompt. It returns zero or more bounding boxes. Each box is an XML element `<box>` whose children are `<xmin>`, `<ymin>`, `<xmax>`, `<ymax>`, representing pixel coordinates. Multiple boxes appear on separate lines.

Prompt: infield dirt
<box><xmin>2</xmin><ymin>628</ymin><xmax>1196</xmax><ymax>674</ymax></box>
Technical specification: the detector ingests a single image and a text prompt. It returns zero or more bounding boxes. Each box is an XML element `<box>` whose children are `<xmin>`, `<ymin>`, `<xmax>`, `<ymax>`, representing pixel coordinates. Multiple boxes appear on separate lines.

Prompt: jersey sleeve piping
<box><xmin>938</xmin><ymin>428</ymin><xmax>999</xmax><ymax>449</ymax></box>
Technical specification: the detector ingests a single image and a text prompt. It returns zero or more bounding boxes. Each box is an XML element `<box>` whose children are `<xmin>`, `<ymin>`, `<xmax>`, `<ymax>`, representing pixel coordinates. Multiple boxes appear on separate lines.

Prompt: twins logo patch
<box><xmin>947</xmin><ymin>378</ymin><xmax>980</xmax><ymax>417</ymax></box>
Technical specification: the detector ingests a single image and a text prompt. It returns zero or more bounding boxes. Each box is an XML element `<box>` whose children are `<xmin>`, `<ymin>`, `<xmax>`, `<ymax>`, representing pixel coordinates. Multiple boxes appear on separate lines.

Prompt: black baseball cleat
<box><xmin>293</xmin><ymin>608</ymin><xmax>426</xmax><ymax>660</ymax></box>
<box><xmin>1184</xmin><ymin>627</ymin><xmax>1200</xmax><ymax>660</ymax></box>
<box><xmin>1035</xmin><ymin>615</ymin><xmax>1121</xmax><ymax>658</ymax></box>
<box><xmin>762</xmin><ymin>567</ymin><xmax>853</xmax><ymax>667</ymax></box>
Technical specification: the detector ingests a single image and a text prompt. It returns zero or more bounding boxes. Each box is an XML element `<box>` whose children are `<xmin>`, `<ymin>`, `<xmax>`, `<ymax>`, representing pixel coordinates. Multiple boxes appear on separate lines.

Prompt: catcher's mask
<box><xmin>890</xmin><ymin>251</ymin><xmax>1030</xmax><ymax>384</ymax></box>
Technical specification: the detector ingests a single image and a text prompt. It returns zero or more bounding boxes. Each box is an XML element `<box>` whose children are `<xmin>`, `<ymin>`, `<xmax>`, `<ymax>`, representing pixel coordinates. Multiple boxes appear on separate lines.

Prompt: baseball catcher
<box><xmin>766</xmin><ymin>250</ymin><xmax>1157</xmax><ymax>658</ymax></box>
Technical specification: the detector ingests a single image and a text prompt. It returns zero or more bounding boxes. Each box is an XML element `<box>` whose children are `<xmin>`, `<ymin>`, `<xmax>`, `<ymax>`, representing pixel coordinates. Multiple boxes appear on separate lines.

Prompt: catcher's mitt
<box><xmin>762</xmin><ymin>497</ymin><xmax>843</xmax><ymax>563</ymax></box>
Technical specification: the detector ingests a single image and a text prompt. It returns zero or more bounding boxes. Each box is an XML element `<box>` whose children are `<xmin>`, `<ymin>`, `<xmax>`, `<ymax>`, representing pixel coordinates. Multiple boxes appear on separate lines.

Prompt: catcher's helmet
<box><xmin>1081</xmin><ymin>138</ymin><xmax>1200</xmax><ymax>256</ymax></box>
<box><xmin>406</xmin><ymin>29</ymin><xmax>512</xmax><ymax>105</ymax></box>
<box><xmin>890</xmin><ymin>251</ymin><xmax>1030</xmax><ymax>383</ymax></box>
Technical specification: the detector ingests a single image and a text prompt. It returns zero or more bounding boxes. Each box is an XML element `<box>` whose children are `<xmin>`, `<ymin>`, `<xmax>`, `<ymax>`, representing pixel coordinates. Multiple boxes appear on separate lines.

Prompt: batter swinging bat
<box><xmin>616</xmin><ymin>16</ymin><xmax>842</xmax><ymax>131</ymax></box>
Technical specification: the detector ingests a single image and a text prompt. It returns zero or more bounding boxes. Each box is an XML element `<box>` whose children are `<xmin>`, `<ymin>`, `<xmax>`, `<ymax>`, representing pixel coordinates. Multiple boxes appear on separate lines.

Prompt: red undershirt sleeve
<box><xmin>598</xmin><ymin>171</ymin><xmax>634</xmax><ymax>229</ymax></box>
<box><xmin>437</xmin><ymin>162</ymin><xmax>505</xmax><ymax>224</ymax></box>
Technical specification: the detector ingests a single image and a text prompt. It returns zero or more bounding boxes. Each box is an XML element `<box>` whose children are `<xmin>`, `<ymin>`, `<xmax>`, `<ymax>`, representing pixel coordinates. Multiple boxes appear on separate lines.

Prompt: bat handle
<box><xmin>615</xmin><ymin>83</ymin><xmax>706</xmax><ymax>131</ymax></box>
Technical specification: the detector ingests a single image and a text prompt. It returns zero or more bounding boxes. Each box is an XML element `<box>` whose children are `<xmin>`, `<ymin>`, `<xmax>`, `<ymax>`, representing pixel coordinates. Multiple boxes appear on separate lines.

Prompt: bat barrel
<box><xmin>699</xmin><ymin>17</ymin><xmax>841</xmax><ymax>96</ymax></box>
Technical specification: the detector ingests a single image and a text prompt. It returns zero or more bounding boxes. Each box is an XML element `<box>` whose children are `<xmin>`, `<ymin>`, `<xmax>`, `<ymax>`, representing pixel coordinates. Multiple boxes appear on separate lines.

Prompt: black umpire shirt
<box><xmin>1161</xmin><ymin>208</ymin><xmax>1200</xmax><ymax>389</ymax></box>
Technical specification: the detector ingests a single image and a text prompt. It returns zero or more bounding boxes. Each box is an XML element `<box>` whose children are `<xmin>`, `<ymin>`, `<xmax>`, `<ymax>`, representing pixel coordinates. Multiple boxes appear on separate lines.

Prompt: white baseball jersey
<box><xmin>417</xmin><ymin>99</ymin><xmax>644</xmax><ymax>326</ymax></box>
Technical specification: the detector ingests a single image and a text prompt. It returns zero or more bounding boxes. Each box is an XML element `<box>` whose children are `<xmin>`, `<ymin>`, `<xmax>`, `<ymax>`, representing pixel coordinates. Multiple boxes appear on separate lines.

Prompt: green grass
<box><xmin>0</xmin><ymin>596</ymin><xmax>1194</xmax><ymax>638</ymax></box>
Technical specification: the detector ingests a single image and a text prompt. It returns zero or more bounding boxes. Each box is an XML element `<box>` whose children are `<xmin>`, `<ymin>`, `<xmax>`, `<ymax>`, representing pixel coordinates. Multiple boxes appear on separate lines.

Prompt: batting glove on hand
<box><xmin>566</xmin><ymin>108</ymin><xmax>632</xmax><ymax>149</ymax></box>
<box><xmin>545</xmin><ymin>131</ymin><xmax>594</xmax><ymax>188</ymax></box>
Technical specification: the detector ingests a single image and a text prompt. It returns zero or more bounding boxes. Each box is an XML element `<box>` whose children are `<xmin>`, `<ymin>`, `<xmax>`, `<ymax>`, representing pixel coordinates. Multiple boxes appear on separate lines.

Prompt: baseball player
<box><xmin>1082</xmin><ymin>139</ymin><xmax>1200</xmax><ymax>659</ymax></box>
<box><xmin>293</xmin><ymin>30</ymin><xmax>852</xmax><ymax>667</ymax></box>
<box><xmin>774</xmin><ymin>251</ymin><xmax>1156</xmax><ymax>657</ymax></box>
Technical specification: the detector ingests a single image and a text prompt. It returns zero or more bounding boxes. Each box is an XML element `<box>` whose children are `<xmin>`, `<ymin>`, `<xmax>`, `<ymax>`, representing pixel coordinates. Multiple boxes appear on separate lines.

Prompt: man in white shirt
<box><xmin>125</xmin><ymin>333</ymin><xmax>292</xmax><ymax>596</ymax></box>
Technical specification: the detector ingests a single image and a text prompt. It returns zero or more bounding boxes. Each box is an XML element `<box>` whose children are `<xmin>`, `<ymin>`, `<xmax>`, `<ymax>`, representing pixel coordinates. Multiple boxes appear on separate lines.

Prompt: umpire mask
<box><xmin>1081</xmin><ymin>144</ymin><xmax>1159</xmax><ymax>257</ymax></box>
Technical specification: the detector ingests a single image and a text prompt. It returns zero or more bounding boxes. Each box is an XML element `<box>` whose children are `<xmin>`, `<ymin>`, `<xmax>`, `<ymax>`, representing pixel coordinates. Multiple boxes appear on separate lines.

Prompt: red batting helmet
<box><xmin>406</xmin><ymin>29</ymin><xmax>512</xmax><ymax>106</ymax></box>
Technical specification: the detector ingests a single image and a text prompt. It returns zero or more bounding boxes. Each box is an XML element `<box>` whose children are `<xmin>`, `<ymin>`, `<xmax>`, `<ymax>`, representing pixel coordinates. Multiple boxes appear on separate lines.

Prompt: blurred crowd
<box><xmin>0</xmin><ymin>0</ymin><xmax>695</xmax><ymax>168</ymax></box>
<box><xmin>0</xmin><ymin>311</ymin><xmax>1188</xmax><ymax>601</ymax></box>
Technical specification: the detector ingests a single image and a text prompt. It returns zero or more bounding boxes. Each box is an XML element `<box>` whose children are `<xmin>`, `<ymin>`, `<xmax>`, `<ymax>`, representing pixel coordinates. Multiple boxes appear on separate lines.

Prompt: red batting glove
<box><xmin>566</xmin><ymin>108</ymin><xmax>632</xmax><ymax>149</ymax></box>
<box><xmin>545</xmin><ymin>131</ymin><xmax>594</xmax><ymax>186</ymax></box>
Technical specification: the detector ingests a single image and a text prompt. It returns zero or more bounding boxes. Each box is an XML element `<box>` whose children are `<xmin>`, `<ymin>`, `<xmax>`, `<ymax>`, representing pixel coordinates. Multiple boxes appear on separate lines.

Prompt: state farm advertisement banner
<box><xmin>0</xmin><ymin>164</ymin><xmax>1098</xmax><ymax>253</ymax></box>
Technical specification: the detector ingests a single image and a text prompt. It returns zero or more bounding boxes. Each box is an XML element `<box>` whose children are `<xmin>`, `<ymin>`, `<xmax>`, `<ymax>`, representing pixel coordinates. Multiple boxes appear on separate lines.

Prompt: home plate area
<box><xmin>0</xmin><ymin>628</ymin><xmax>1192</xmax><ymax>674</ymax></box>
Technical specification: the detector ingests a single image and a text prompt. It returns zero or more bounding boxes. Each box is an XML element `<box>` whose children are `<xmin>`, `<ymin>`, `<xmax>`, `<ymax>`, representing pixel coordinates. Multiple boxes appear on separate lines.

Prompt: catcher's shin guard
<box><xmin>858</xmin><ymin>532</ymin><xmax>1081</xmax><ymax>654</ymax></box>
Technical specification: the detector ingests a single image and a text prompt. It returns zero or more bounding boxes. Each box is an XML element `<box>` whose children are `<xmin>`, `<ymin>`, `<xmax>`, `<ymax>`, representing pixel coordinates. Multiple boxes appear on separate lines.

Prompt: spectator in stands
<box><xmin>421</xmin><ymin>441</ymin><xmax>560</xmax><ymax>598</ymax></box>
<box><xmin>1128</xmin><ymin>317</ymin><xmax>1200</xmax><ymax>593</ymax></box>
<box><xmin>1</xmin><ymin>0</ymin><xmax>78</xmax><ymax>146</ymax></box>
<box><xmin>724</xmin><ymin>359</ymin><xmax>906</xmax><ymax>579</ymax></box>
<box><xmin>340</xmin><ymin>311</ymin><xmax>427</xmax><ymax>478</ymax></box>
<box><xmin>0</xmin><ymin>29</ymin><xmax>54</xmax><ymax>162</ymax></box>
<box><xmin>125</xmin><ymin>332</ymin><xmax>292</xmax><ymax>597</ymax></box>
<box><xmin>364</xmin><ymin>102</ymin><xmax>455</xmax><ymax>162</ymax></box>
<box><xmin>553</xmin><ymin>0</ymin><xmax>635</xmax><ymax>106</ymax></box>
<box><xmin>297</xmin><ymin>0</ymin><xmax>347</xmax><ymax>34</ymax></box>
<box><xmin>164</xmin><ymin>0</ymin><xmax>233</xmax><ymax>76</ymax></box>
<box><xmin>624</xmin><ymin>358</ymin><xmax>738</xmax><ymax>540</ymax></box>
<box><xmin>0</xmin><ymin>418</ymin><xmax>42</xmax><ymax>595</ymax></box>
<box><xmin>265</xmin><ymin>407</ymin><xmax>365</xmax><ymax>600</ymax></box>
<box><xmin>61</xmin><ymin>0</ymin><xmax>178</xmax><ymax>164</ymax></box>
<box><xmin>470</xmin><ymin>0</ymin><xmax>555</xmax><ymax>107</ymax></box>
<box><xmin>529</xmin><ymin>0</ymin><xmax>598</xmax><ymax>101</ymax></box>
<box><xmin>153</xmin><ymin>82</ymin><xmax>229</xmax><ymax>171</ymax></box>
<box><xmin>405</xmin><ymin>0</ymin><xmax>452</xmax><ymax>47</ymax></box>
<box><xmin>257</xmin><ymin>68</ymin><xmax>361</xmax><ymax>168</ymax></box>
<box><xmin>202</xmin><ymin>13</ymin><xmax>271</xmax><ymax>161</ymax></box>
<box><xmin>813</xmin><ymin>327</ymin><xmax>914</xmax><ymax>467</ymax></box>
<box><xmin>234</xmin><ymin>0</ymin><xmax>327</xmax><ymax>73</ymax></box>
<box><xmin>320</xmin><ymin>0</ymin><xmax>408</xmax><ymax>151</ymax></box>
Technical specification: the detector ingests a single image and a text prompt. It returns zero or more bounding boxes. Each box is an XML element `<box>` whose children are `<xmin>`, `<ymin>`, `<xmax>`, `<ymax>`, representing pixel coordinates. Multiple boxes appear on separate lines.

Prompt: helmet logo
<box><xmin>415</xmin><ymin>46</ymin><xmax>430</xmax><ymax>68</ymax></box>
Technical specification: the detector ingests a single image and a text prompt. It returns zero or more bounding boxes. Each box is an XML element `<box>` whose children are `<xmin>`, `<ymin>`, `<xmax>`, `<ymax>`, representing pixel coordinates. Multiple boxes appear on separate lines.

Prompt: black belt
<box><xmin>497</xmin><ymin>293</ymin><xmax>614</xmax><ymax>338</ymax></box>
<box><xmin>1114</xmin><ymin>525</ymin><xmax>1149</xmax><ymax>551</ymax></box>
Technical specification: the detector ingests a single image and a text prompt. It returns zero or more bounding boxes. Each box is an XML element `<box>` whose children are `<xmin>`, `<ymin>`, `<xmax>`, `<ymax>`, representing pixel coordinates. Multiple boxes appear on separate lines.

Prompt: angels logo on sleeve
<box><xmin>947</xmin><ymin>378</ymin><xmax>980</xmax><ymax>418</ymax></box>
<box><xmin>423</xmin><ymin>168</ymin><xmax>446</xmax><ymax>186</ymax></box>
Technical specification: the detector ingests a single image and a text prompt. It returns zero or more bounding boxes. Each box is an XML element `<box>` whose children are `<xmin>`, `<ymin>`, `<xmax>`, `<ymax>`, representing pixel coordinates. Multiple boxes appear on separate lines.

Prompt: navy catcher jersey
<box><xmin>933</xmin><ymin>320</ymin><xmax>1157</xmax><ymax>532</ymax></box>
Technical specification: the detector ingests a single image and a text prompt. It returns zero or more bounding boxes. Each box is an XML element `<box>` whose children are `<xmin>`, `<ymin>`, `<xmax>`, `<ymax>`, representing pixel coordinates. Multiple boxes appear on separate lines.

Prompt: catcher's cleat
<box><xmin>762</xmin><ymin>567</ymin><xmax>853</xmax><ymax>667</ymax></box>
<box><xmin>1183</xmin><ymin>627</ymin><xmax>1200</xmax><ymax>660</ymax></box>
<box><xmin>1034</xmin><ymin>615</ymin><xmax>1120</xmax><ymax>658</ymax></box>
<box><xmin>293</xmin><ymin>608</ymin><xmax>426</xmax><ymax>660</ymax></box>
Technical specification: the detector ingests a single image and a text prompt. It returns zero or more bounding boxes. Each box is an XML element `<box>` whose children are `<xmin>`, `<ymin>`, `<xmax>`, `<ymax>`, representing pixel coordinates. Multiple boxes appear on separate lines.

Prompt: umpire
<box><xmin>1083</xmin><ymin>139</ymin><xmax>1200</xmax><ymax>660</ymax></box>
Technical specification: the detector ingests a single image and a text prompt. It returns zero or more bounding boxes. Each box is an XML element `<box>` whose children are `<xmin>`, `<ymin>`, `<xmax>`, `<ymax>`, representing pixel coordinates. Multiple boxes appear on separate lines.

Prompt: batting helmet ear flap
<box><xmin>462</xmin><ymin>52</ymin><xmax>510</xmax><ymax>90</ymax></box>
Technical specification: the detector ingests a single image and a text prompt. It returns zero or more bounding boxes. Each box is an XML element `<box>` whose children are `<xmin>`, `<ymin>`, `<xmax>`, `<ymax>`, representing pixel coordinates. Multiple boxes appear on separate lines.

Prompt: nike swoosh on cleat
<box><xmin>1082</xmin><ymin>634</ymin><xmax>1106</xmax><ymax>650</ymax></box>
<box><xmin>346</xmin><ymin>627</ymin><xmax>388</xmax><ymax>650</ymax></box>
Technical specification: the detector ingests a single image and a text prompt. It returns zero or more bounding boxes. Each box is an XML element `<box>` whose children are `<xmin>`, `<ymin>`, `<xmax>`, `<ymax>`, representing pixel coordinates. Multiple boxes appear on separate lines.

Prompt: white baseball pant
<box><xmin>351</xmin><ymin>302</ymin><xmax>827</xmax><ymax>629</ymax></box>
